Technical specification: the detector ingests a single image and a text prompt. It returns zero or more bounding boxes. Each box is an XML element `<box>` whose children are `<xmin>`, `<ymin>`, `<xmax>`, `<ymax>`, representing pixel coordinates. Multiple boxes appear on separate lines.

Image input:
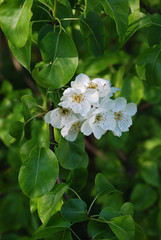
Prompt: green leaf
<box><xmin>8</xmin><ymin>23</ymin><xmax>32</xmax><ymax>71</ymax></box>
<box><xmin>134</xmin><ymin>223</ymin><xmax>147</xmax><ymax>240</ymax></box>
<box><xmin>20</xmin><ymin>138</ymin><xmax>37</xmax><ymax>162</ymax></box>
<box><xmin>44</xmin><ymin>230</ymin><xmax>72</xmax><ymax>240</ymax></box>
<box><xmin>33</xmin><ymin>27</ymin><xmax>78</xmax><ymax>89</ymax></box>
<box><xmin>85</xmin><ymin>0</ymin><xmax>100</xmax><ymax>14</ymax></box>
<box><xmin>95</xmin><ymin>173</ymin><xmax>118</xmax><ymax>196</ymax></box>
<box><xmin>136</xmin><ymin>45</ymin><xmax>161</xmax><ymax>87</ymax></box>
<box><xmin>140</xmin><ymin>161</ymin><xmax>160</xmax><ymax>188</ymax></box>
<box><xmin>99</xmin><ymin>207</ymin><xmax>120</xmax><ymax>221</ymax></box>
<box><xmin>21</xmin><ymin>95</ymin><xmax>38</xmax><ymax>121</ymax></box>
<box><xmin>88</xmin><ymin>220</ymin><xmax>115</xmax><ymax>239</ymax></box>
<box><xmin>9</xmin><ymin>121</ymin><xmax>24</xmax><ymax>142</ymax></box>
<box><xmin>129</xmin><ymin>0</ymin><xmax>140</xmax><ymax>12</ymax></box>
<box><xmin>67</xmin><ymin>168</ymin><xmax>88</xmax><ymax>192</ymax></box>
<box><xmin>100</xmin><ymin>0</ymin><xmax>129</xmax><ymax>41</ymax></box>
<box><xmin>57</xmin><ymin>2</ymin><xmax>72</xmax><ymax>29</ymax></box>
<box><xmin>0</xmin><ymin>0</ymin><xmax>33</xmax><ymax>48</ymax></box>
<box><xmin>79</xmin><ymin>11</ymin><xmax>104</xmax><ymax>56</ymax></box>
<box><xmin>19</xmin><ymin>147</ymin><xmax>59</xmax><ymax>198</ymax></box>
<box><xmin>34</xmin><ymin>226</ymin><xmax>70</xmax><ymax>239</ymax></box>
<box><xmin>148</xmin><ymin>14</ymin><xmax>161</xmax><ymax>46</ymax></box>
<box><xmin>120</xmin><ymin>203</ymin><xmax>134</xmax><ymax>217</ymax></box>
<box><xmin>130</xmin><ymin>184</ymin><xmax>157</xmax><ymax>211</ymax></box>
<box><xmin>108</xmin><ymin>216</ymin><xmax>135</xmax><ymax>240</ymax></box>
<box><xmin>60</xmin><ymin>199</ymin><xmax>88</xmax><ymax>222</ymax></box>
<box><xmin>56</xmin><ymin>134</ymin><xmax>88</xmax><ymax>170</ymax></box>
<box><xmin>37</xmin><ymin>183</ymin><xmax>68</xmax><ymax>225</ymax></box>
<box><xmin>121</xmin><ymin>11</ymin><xmax>151</xmax><ymax>45</ymax></box>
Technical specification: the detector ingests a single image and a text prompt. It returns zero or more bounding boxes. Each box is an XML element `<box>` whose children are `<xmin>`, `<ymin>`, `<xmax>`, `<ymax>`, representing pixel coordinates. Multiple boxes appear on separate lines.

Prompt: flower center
<box><xmin>72</xmin><ymin>121</ymin><xmax>81</xmax><ymax>131</ymax></box>
<box><xmin>94</xmin><ymin>113</ymin><xmax>103</xmax><ymax>123</ymax></box>
<box><xmin>114</xmin><ymin>111</ymin><xmax>123</xmax><ymax>121</ymax></box>
<box><xmin>87</xmin><ymin>82</ymin><xmax>98</xmax><ymax>90</ymax></box>
<box><xmin>72</xmin><ymin>93</ymin><xmax>84</xmax><ymax>103</ymax></box>
<box><xmin>60</xmin><ymin>108</ymin><xmax>70</xmax><ymax>115</ymax></box>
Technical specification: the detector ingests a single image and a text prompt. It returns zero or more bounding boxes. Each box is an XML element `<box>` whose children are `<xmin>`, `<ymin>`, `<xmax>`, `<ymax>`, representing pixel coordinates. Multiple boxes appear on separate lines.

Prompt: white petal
<box><xmin>61</xmin><ymin>125</ymin><xmax>70</xmax><ymax>137</ymax></box>
<box><xmin>75</xmin><ymin>73</ymin><xmax>90</xmax><ymax>86</ymax></box>
<box><xmin>112</xmin><ymin>125</ymin><xmax>122</xmax><ymax>137</ymax></box>
<box><xmin>124</xmin><ymin>103</ymin><xmax>137</xmax><ymax>116</ymax></box>
<box><xmin>81</xmin><ymin>120</ymin><xmax>92</xmax><ymax>136</ymax></box>
<box><xmin>93</xmin><ymin>125</ymin><xmax>105</xmax><ymax>139</ymax></box>
<box><xmin>100</xmin><ymin>98</ymin><xmax>115</xmax><ymax>110</ymax></box>
<box><xmin>100</xmin><ymin>112</ymin><xmax>116</xmax><ymax>131</ymax></box>
<box><xmin>80</xmin><ymin>101</ymin><xmax>91</xmax><ymax>116</ymax></box>
<box><xmin>111</xmin><ymin>87</ymin><xmax>120</xmax><ymax>93</ymax></box>
<box><xmin>71</xmin><ymin>81</ymin><xmax>86</xmax><ymax>92</ymax></box>
<box><xmin>113</xmin><ymin>97</ymin><xmax>127</xmax><ymax>112</ymax></box>
<box><xmin>64</xmin><ymin>130</ymin><xmax>79</xmax><ymax>142</ymax></box>
<box><xmin>44</xmin><ymin>111</ymin><xmax>52</xmax><ymax>123</ymax></box>
<box><xmin>118</xmin><ymin>115</ymin><xmax>132</xmax><ymax>132</ymax></box>
<box><xmin>84</xmin><ymin>89</ymin><xmax>99</xmax><ymax>104</ymax></box>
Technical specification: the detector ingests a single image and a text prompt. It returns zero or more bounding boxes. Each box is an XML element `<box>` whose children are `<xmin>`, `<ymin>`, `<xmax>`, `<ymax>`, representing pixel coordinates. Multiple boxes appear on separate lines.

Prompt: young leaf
<box><xmin>60</xmin><ymin>199</ymin><xmax>88</xmax><ymax>222</ymax></box>
<box><xmin>136</xmin><ymin>45</ymin><xmax>161</xmax><ymax>87</ymax></box>
<box><xmin>8</xmin><ymin>23</ymin><xmax>32</xmax><ymax>72</ymax></box>
<box><xmin>67</xmin><ymin>168</ymin><xmax>88</xmax><ymax>192</ymax></box>
<box><xmin>120</xmin><ymin>202</ymin><xmax>134</xmax><ymax>217</ymax></box>
<box><xmin>0</xmin><ymin>0</ymin><xmax>33</xmax><ymax>48</ymax></box>
<box><xmin>108</xmin><ymin>216</ymin><xmax>135</xmax><ymax>240</ymax></box>
<box><xmin>19</xmin><ymin>147</ymin><xmax>59</xmax><ymax>198</ymax></box>
<box><xmin>79</xmin><ymin>11</ymin><xmax>104</xmax><ymax>56</ymax></box>
<box><xmin>140</xmin><ymin>161</ymin><xmax>160</xmax><ymax>188</ymax></box>
<box><xmin>88</xmin><ymin>220</ymin><xmax>115</xmax><ymax>239</ymax></box>
<box><xmin>148</xmin><ymin>14</ymin><xmax>161</xmax><ymax>46</ymax></box>
<box><xmin>95</xmin><ymin>173</ymin><xmax>118</xmax><ymax>196</ymax></box>
<box><xmin>20</xmin><ymin>138</ymin><xmax>37</xmax><ymax>162</ymax></box>
<box><xmin>121</xmin><ymin>11</ymin><xmax>151</xmax><ymax>46</ymax></box>
<box><xmin>100</xmin><ymin>0</ymin><xmax>129</xmax><ymax>41</ymax></box>
<box><xmin>33</xmin><ymin>27</ymin><xmax>78</xmax><ymax>89</ymax></box>
<box><xmin>130</xmin><ymin>184</ymin><xmax>157</xmax><ymax>211</ymax></box>
<box><xmin>37</xmin><ymin>183</ymin><xmax>68</xmax><ymax>225</ymax></box>
<box><xmin>9</xmin><ymin>121</ymin><xmax>24</xmax><ymax>142</ymax></box>
<box><xmin>56</xmin><ymin>134</ymin><xmax>88</xmax><ymax>170</ymax></box>
<box><xmin>99</xmin><ymin>207</ymin><xmax>120</xmax><ymax>221</ymax></box>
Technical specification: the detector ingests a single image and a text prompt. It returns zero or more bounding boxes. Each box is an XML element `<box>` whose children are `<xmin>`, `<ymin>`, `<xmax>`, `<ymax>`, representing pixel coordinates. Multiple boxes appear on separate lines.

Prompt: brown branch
<box><xmin>84</xmin><ymin>138</ymin><xmax>109</xmax><ymax>162</ymax></box>
<box><xmin>117</xmin><ymin>149</ymin><xmax>136</xmax><ymax>176</ymax></box>
<box><xmin>140</xmin><ymin>0</ymin><xmax>156</xmax><ymax>15</ymax></box>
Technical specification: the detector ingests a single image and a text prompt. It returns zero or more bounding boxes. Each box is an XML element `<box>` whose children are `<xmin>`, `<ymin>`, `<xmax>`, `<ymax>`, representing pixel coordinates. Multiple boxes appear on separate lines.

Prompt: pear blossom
<box><xmin>81</xmin><ymin>100</ymin><xmax>116</xmax><ymax>139</ymax></box>
<box><xmin>59</xmin><ymin>88</ymin><xmax>99</xmax><ymax>116</ymax></box>
<box><xmin>44</xmin><ymin>73</ymin><xmax>137</xmax><ymax>142</ymax></box>
<box><xmin>44</xmin><ymin>107</ymin><xmax>78</xmax><ymax>129</ymax></box>
<box><xmin>71</xmin><ymin>73</ymin><xmax>120</xmax><ymax>98</ymax></box>
<box><xmin>61</xmin><ymin>119</ymin><xmax>82</xmax><ymax>141</ymax></box>
<box><xmin>111</xmin><ymin>97</ymin><xmax>137</xmax><ymax>137</ymax></box>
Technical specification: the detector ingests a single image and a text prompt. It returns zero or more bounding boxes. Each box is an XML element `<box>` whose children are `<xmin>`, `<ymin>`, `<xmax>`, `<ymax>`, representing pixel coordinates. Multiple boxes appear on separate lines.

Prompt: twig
<box><xmin>48</xmin><ymin>99</ymin><xmax>68</xmax><ymax>200</ymax></box>
<box><xmin>84</xmin><ymin>138</ymin><xmax>109</xmax><ymax>162</ymax></box>
<box><xmin>140</xmin><ymin>0</ymin><xmax>156</xmax><ymax>15</ymax></box>
<box><xmin>117</xmin><ymin>149</ymin><xmax>136</xmax><ymax>176</ymax></box>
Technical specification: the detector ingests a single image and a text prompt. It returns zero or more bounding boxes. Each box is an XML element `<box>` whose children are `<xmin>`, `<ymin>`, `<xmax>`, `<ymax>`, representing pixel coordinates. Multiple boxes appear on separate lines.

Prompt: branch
<box><xmin>49</xmin><ymin>99</ymin><xmax>68</xmax><ymax>200</ymax></box>
<box><xmin>117</xmin><ymin>149</ymin><xmax>136</xmax><ymax>176</ymax></box>
<box><xmin>84</xmin><ymin>138</ymin><xmax>109</xmax><ymax>162</ymax></box>
<box><xmin>140</xmin><ymin>0</ymin><xmax>156</xmax><ymax>15</ymax></box>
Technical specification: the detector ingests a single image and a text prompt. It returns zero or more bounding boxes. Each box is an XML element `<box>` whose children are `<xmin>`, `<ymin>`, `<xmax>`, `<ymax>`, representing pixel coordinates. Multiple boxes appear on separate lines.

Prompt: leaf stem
<box><xmin>70</xmin><ymin>229</ymin><xmax>82</xmax><ymax>240</ymax></box>
<box><xmin>87</xmin><ymin>193</ymin><xmax>101</xmax><ymax>215</ymax></box>
<box><xmin>68</xmin><ymin>187</ymin><xmax>81</xmax><ymax>200</ymax></box>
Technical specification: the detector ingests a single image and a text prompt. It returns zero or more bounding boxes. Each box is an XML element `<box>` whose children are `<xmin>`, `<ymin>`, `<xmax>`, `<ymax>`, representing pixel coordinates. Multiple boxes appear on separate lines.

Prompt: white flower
<box><xmin>44</xmin><ymin>108</ymin><xmax>78</xmax><ymax>129</ymax></box>
<box><xmin>71</xmin><ymin>73</ymin><xmax>120</xmax><ymax>98</ymax></box>
<box><xmin>61</xmin><ymin>119</ymin><xmax>82</xmax><ymax>142</ymax></box>
<box><xmin>59</xmin><ymin>88</ymin><xmax>99</xmax><ymax>116</ymax></box>
<box><xmin>111</xmin><ymin>97</ymin><xmax>137</xmax><ymax>137</ymax></box>
<box><xmin>81</xmin><ymin>107</ymin><xmax>116</xmax><ymax>139</ymax></box>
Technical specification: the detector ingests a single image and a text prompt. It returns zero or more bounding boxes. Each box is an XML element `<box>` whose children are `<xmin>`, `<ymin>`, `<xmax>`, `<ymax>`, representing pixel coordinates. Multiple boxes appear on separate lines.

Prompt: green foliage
<box><xmin>1</xmin><ymin>0</ymin><xmax>161</xmax><ymax>239</ymax></box>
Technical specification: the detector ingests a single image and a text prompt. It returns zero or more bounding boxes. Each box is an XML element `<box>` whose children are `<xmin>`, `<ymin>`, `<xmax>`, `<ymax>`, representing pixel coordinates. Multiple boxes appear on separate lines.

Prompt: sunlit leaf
<box><xmin>0</xmin><ymin>0</ymin><xmax>33</xmax><ymax>48</ymax></box>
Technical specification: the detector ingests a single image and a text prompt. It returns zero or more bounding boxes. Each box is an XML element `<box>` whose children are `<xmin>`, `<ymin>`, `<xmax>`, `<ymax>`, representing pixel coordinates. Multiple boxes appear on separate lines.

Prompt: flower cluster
<box><xmin>45</xmin><ymin>74</ymin><xmax>137</xmax><ymax>142</ymax></box>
